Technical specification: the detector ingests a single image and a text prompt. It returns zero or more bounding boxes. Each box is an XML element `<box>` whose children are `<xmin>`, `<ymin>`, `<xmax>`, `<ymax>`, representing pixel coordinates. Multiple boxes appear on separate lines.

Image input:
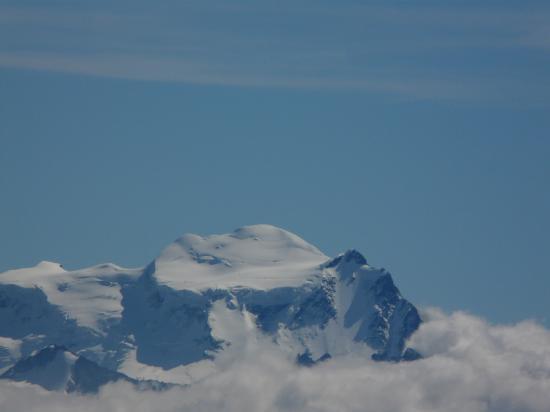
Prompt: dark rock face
<box><xmin>120</xmin><ymin>275</ymin><xmax>222</xmax><ymax>369</ymax></box>
<box><xmin>296</xmin><ymin>350</ymin><xmax>332</xmax><ymax>367</ymax></box>
<box><xmin>67</xmin><ymin>356</ymin><xmax>134</xmax><ymax>394</ymax></box>
<box><xmin>0</xmin><ymin>345</ymin><xmax>171</xmax><ymax>394</ymax></box>
<box><xmin>328</xmin><ymin>252</ymin><xmax>421</xmax><ymax>361</ymax></box>
<box><xmin>235</xmin><ymin>277</ymin><xmax>337</xmax><ymax>334</ymax></box>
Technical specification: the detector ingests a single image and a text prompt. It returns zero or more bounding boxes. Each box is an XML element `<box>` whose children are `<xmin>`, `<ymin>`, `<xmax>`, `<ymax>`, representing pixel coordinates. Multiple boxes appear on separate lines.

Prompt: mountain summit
<box><xmin>150</xmin><ymin>224</ymin><xmax>328</xmax><ymax>291</ymax></box>
<box><xmin>0</xmin><ymin>225</ymin><xmax>421</xmax><ymax>387</ymax></box>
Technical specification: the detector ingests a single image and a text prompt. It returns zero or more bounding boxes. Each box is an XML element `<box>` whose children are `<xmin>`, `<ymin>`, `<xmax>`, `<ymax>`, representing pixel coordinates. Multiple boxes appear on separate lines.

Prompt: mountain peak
<box><xmin>324</xmin><ymin>249</ymin><xmax>368</xmax><ymax>269</ymax></box>
<box><xmin>35</xmin><ymin>344</ymin><xmax>68</xmax><ymax>354</ymax></box>
<box><xmin>36</xmin><ymin>260</ymin><xmax>65</xmax><ymax>270</ymax></box>
<box><xmin>0</xmin><ymin>260</ymin><xmax>66</xmax><ymax>279</ymax></box>
<box><xmin>0</xmin><ymin>345</ymin><xmax>170</xmax><ymax>394</ymax></box>
<box><xmin>342</xmin><ymin>249</ymin><xmax>367</xmax><ymax>265</ymax></box>
<box><xmin>231</xmin><ymin>224</ymin><xmax>319</xmax><ymax>249</ymax></box>
<box><xmin>150</xmin><ymin>225</ymin><xmax>328</xmax><ymax>291</ymax></box>
<box><xmin>1</xmin><ymin>344</ymin><xmax>78</xmax><ymax>391</ymax></box>
<box><xmin>174</xmin><ymin>224</ymin><xmax>324</xmax><ymax>256</ymax></box>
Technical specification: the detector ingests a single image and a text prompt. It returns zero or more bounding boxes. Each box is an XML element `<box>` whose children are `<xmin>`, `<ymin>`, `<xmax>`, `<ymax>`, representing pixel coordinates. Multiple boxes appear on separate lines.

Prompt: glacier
<box><xmin>0</xmin><ymin>224</ymin><xmax>421</xmax><ymax>388</ymax></box>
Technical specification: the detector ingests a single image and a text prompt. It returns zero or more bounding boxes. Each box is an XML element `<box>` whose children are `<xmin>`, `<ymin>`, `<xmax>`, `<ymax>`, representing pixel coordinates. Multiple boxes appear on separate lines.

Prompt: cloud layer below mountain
<box><xmin>1</xmin><ymin>308</ymin><xmax>549</xmax><ymax>412</ymax></box>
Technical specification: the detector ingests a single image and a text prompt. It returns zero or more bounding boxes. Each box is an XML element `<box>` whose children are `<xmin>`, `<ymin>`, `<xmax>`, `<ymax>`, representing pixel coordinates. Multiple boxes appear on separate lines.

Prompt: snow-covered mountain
<box><xmin>0</xmin><ymin>225</ymin><xmax>421</xmax><ymax>388</ymax></box>
<box><xmin>0</xmin><ymin>345</ymin><xmax>170</xmax><ymax>393</ymax></box>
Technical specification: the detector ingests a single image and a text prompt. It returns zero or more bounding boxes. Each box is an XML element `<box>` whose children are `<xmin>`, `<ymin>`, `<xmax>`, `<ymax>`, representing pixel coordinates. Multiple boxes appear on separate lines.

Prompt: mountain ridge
<box><xmin>0</xmin><ymin>224</ymin><xmax>421</xmax><ymax>388</ymax></box>
<box><xmin>0</xmin><ymin>344</ymin><xmax>172</xmax><ymax>393</ymax></box>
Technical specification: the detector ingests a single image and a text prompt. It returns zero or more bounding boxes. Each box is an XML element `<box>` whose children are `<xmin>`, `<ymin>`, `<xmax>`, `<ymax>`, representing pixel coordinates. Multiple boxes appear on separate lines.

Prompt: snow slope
<box><xmin>0</xmin><ymin>225</ymin><xmax>421</xmax><ymax>388</ymax></box>
<box><xmin>151</xmin><ymin>224</ymin><xmax>328</xmax><ymax>291</ymax></box>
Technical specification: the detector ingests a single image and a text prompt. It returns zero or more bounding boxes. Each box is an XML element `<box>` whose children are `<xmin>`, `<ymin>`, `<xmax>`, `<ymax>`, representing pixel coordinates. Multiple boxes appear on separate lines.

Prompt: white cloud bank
<box><xmin>1</xmin><ymin>308</ymin><xmax>549</xmax><ymax>412</ymax></box>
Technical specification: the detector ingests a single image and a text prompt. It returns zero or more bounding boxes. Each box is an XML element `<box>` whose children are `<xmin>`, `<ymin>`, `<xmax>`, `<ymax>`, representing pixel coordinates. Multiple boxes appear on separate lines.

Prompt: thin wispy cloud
<box><xmin>0</xmin><ymin>2</ymin><xmax>549</xmax><ymax>101</ymax></box>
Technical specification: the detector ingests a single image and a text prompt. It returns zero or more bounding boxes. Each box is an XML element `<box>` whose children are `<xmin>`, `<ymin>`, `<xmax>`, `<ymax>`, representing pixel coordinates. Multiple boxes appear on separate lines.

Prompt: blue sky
<box><xmin>0</xmin><ymin>0</ymin><xmax>549</xmax><ymax>326</ymax></box>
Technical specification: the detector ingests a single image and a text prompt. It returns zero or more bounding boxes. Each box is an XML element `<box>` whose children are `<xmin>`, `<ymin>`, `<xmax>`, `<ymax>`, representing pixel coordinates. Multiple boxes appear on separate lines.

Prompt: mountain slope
<box><xmin>0</xmin><ymin>225</ymin><xmax>421</xmax><ymax>386</ymax></box>
<box><xmin>0</xmin><ymin>345</ymin><xmax>169</xmax><ymax>393</ymax></box>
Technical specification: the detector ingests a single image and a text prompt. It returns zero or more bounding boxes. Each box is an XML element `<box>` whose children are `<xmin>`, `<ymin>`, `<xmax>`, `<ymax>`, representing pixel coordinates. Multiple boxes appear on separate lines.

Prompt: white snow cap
<box><xmin>151</xmin><ymin>224</ymin><xmax>329</xmax><ymax>291</ymax></box>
